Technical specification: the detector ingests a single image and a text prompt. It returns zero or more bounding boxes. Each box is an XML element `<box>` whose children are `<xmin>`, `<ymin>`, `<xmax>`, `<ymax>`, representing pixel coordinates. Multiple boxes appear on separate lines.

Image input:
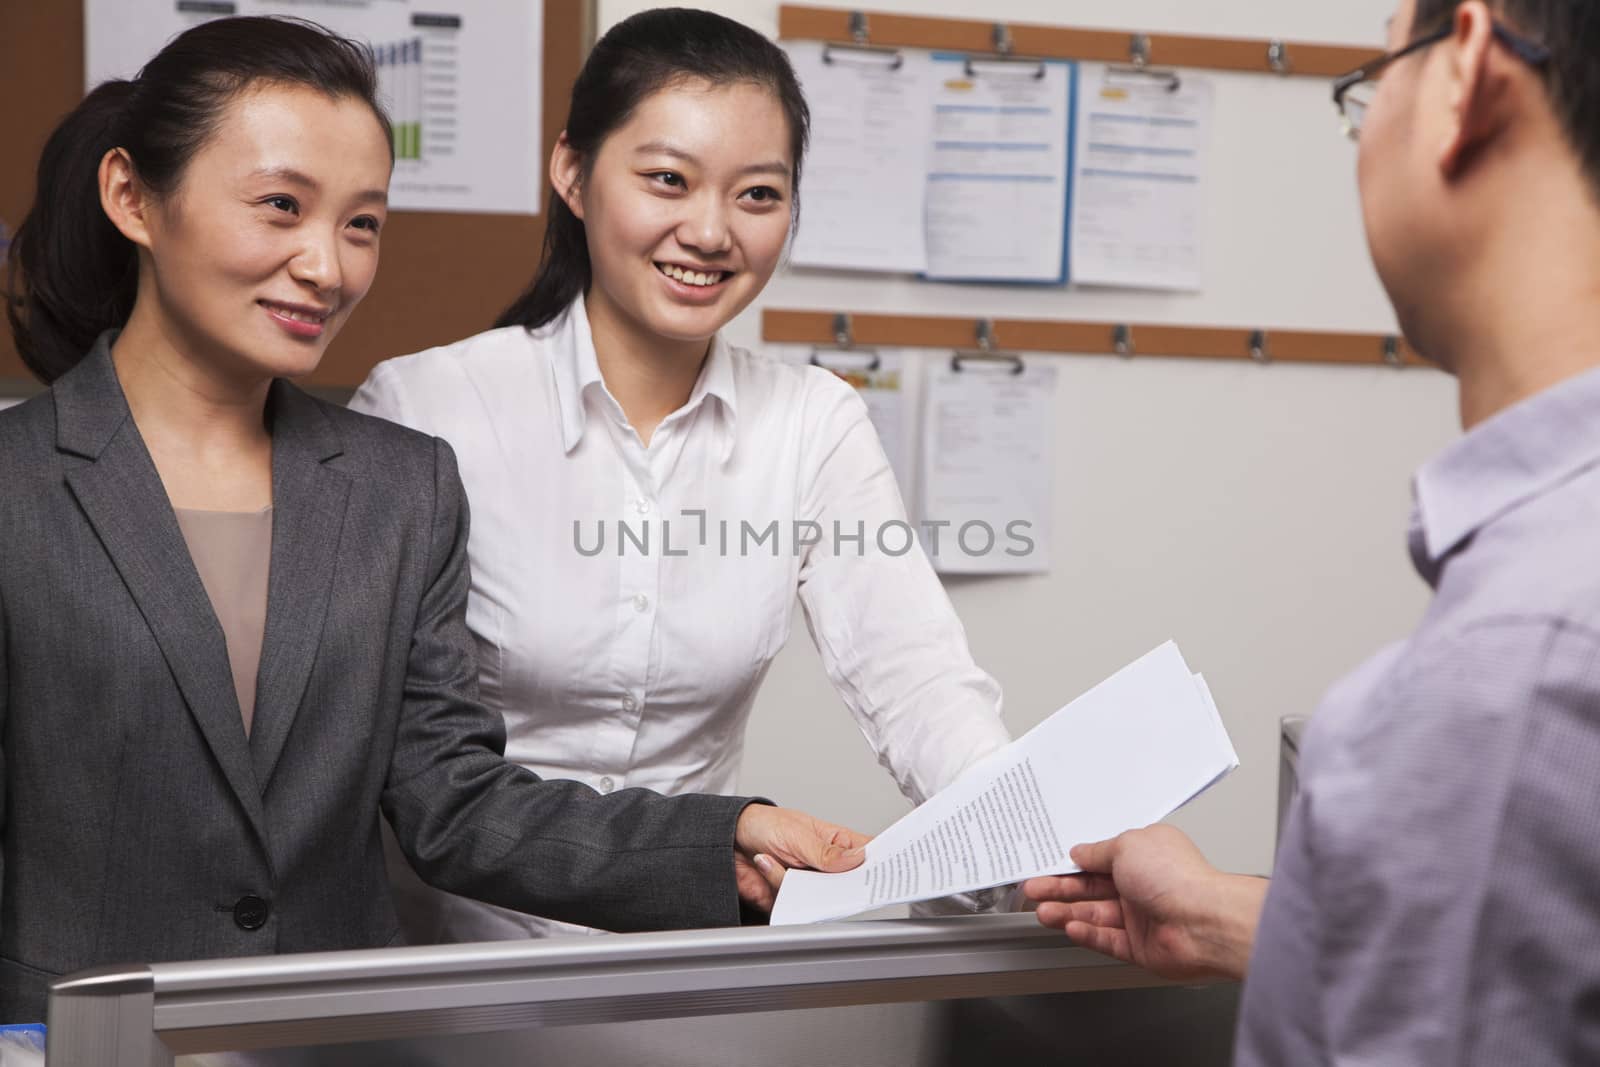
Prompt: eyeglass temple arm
<box><xmin>1491</xmin><ymin>22</ymin><xmax>1551</xmax><ymax>66</ymax></box>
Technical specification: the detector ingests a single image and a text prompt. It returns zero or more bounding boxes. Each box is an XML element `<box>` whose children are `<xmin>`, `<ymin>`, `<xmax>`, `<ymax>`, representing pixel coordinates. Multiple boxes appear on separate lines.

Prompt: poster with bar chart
<box><xmin>84</xmin><ymin>0</ymin><xmax>544</xmax><ymax>215</ymax></box>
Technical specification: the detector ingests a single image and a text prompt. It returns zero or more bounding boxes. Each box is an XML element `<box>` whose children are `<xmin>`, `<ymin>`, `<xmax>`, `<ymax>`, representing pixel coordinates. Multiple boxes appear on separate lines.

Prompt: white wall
<box><xmin>588</xmin><ymin>0</ymin><xmax>1456</xmax><ymax>879</ymax></box>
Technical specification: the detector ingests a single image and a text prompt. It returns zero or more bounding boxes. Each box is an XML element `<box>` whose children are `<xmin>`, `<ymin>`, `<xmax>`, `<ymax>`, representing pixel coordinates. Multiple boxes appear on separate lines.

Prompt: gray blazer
<box><xmin>0</xmin><ymin>336</ymin><xmax>751</xmax><ymax>1021</ymax></box>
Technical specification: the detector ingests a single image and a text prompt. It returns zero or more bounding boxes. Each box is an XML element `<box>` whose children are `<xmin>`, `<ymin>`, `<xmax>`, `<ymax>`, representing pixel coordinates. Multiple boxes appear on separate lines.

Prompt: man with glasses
<box><xmin>1025</xmin><ymin>0</ymin><xmax>1600</xmax><ymax>1062</ymax></box>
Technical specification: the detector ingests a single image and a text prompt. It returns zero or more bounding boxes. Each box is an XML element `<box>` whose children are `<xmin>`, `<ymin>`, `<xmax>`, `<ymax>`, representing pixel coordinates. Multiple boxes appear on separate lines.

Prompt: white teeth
<box><xmin>268</xmin><ymin>304</ymin><xmax>326</xmax><ymax>323</ymax></box>
<box><xmin>657</xmin><ymin>263</ymin><xmax>723</xmax><ymax>287</ymax></box>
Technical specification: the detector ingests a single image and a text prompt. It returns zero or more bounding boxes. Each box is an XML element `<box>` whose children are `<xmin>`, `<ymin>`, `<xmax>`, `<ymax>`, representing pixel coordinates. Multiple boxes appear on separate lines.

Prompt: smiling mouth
<box><xmin>259</xmin><ymin>300</ymin><xmax>332</xmax><ymax>324</ymax></box>
<box><xmin>655</xmin><ymin>262</ymin><xmax>730</xmax><ymax>288</ymax></box>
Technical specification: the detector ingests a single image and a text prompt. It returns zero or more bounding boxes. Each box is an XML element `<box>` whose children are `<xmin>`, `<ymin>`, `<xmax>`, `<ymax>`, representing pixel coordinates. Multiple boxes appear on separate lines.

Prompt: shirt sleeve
<box><xmin>347</xmin><ymin>360</ymin><xmax>414</xmax><ymax>428</ymax></box>
<box><xmin>380</xmin><ymin>436</ymin><xmax>753</xmax><ymax>931</ymax></box>
<box><xmin>1258</xmin><ymin>619</ymin><xmax>1600</xmax><ymax>1065</ymax></box>
<box><xmin>792</xmin><ymin>372</ymin><xmax>1012</xmax><ymax>809</ymax></box>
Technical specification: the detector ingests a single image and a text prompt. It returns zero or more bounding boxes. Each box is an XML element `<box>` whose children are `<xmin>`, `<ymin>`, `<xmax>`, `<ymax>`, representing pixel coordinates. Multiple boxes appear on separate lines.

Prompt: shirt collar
<box><xmin>549</xmin><ymin>292</ymin><xmax>606</xmax><ymax>455</ymax></box>
<box><xmin>693</xmin><ymin>333</ymin><xmax>740</xmax><ymax>465</ymax></box>
<box><xmin>549</xmin><ymin>292</ymin><xmax>739</xmax><ymax>462</ymax></box>
<box><xmin>1410</xmin><ymin>364</ymin><xmax>1600</xmax><ymax>584</ymax></box>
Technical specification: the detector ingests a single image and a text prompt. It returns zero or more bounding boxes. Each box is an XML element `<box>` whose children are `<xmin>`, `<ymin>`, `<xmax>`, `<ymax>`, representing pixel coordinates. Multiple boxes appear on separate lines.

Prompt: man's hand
<box><xmin>733</xmin><ymin>804</ymin><xmax>869</xmax><ymax>913</ymax></box>
<box><xmin>1022</xmin><ymin>824</ymin><xmax>1266</xmax><ymax>981</ymax></box>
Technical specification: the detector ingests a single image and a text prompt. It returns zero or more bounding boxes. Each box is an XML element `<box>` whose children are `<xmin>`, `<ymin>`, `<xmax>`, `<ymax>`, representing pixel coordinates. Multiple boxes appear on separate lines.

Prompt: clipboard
<box><xmin>919</xmin><ymin>344</ymin><xmax>1056</xmax><ymax>575</ymax></box>
<box><xmin>921</xmin><ymin>51</ymin><xmax>1077</xmax><ymax>286</ymax></box>
<box><xmin>783</xmin><ymin>40</ymin><xmax>937</xmax><ymax>274</ymax></box>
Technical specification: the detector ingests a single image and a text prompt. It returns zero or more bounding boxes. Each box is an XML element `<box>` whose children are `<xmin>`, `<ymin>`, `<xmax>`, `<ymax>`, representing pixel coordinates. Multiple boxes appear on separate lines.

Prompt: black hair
<box><xmin>3</xmin><ymin>16</ymin><xmax>390</xmax><ymax>384</ymax></box>
<box><xmin>1410</xmin><ymin>0</ymin><xmax>1600</xmax><ymax>200</ymax></box>
<box><xmin>495</xmin><ymin>7</ymin><xmax>810</xmax><ymax>333</ymax></box>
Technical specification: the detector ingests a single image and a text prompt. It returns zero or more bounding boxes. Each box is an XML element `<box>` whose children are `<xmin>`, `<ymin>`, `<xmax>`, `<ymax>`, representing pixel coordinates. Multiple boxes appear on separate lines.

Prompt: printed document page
<box><xmin>924</xmin><ymin>56</ymin><xmax>1074</xmax><ymax>282</ymax></box>
<box><xmin>1069</xmin><ymin>65</ymin><xmax>1214</xmax><ymax>290</ymax></box>
<box><xmin>771</xmin><ymin>642</ymin><xmax>1238</xmax><ymax>925</ymax></box>
<box><xmin>919</xmin><ymin>359</ymin><xmax>1056</xmax><ymax>574</ymax></box>
<box><xmin>786</xmin><ymin>43</ymin><xmax>937</xmax><ymax>273</ymax></box>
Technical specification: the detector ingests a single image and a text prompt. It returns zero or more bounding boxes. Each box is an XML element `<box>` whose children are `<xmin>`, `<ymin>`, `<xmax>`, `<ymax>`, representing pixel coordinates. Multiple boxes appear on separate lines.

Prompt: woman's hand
<box><xmin>732</xmin><ymin>804</ymin><xmax>870</xmax><ymax>913</ymax></box>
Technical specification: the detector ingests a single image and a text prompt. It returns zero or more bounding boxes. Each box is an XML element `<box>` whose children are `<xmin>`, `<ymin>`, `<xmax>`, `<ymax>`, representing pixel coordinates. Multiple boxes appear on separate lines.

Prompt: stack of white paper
<box><xmin>771</xmin><ymin>641</ymin><xmax>1237</xmax><ymax>925</ymax></box>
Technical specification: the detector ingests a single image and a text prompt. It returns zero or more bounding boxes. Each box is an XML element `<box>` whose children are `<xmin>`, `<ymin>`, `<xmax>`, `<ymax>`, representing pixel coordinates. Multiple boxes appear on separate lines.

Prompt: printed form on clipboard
<box><xmin>1069</xmin><ymin>64</ymin><xmax>1215</xmax><ymax>291</ymax></box>
<box><xmin>784</xmin><ymin>42</ymin><xmax>937</xmax><ymax>274</ymax></box>
<box><xmin>919</xmin><ymin>355</ymin><xmax>1057</xmax><ymax>575</ymax></box>
<box><xmin>924</xmin><ymin>54</ymin><xmax>1077</xmax><ymax>284</ymax></box>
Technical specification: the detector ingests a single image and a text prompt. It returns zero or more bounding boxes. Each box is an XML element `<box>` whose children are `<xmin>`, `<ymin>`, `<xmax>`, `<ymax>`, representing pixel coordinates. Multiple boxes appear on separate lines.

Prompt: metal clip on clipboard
<box><xmin>1107</xmin><ymin>33</ymin><xmax>1183</xmax><ymax>92</ymax></box>
<box><xmin>950</xmin><ymin>318</ymin><xmax>1025</xmax><ymax>375</ymax></box>
<box><xmin>810</xmin><ymin>312</ymin><xmax>883</xmax><ymax>372</ymax></box>
<box><xmin>822</xmin><ymin>10</ymin><xmax>904</xmax><ymax>68</ymax></box>
<box><xmin>962</xmin><ymin>22</ymin><xmax>1046</xmax><ymax>80</ymax></box>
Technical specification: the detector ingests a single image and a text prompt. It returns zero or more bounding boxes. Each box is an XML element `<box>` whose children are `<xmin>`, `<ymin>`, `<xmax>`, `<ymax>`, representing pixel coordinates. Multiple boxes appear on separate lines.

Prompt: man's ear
<box><xmin>99</xmin><ymin>147</ymin><xmax>156</xmax><ymax>250</ymax></box>
<box><xmin>549</xmin><ymin>132</ymin><xmax>586</xmax><ymax>221</ymax></box>
<box><xmin>1438</xmin><ymin>0</ymin><xmax>1513</xmax><ymax>178</ymax></box>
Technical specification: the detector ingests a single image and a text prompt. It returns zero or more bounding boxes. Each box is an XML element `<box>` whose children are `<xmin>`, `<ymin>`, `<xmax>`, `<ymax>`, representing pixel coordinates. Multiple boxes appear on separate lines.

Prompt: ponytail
<box><xmin>5</xmin><ymin>81</ymin><xmax>140</xmax><ymax>383</ymax></box>
<box><xmin>494</xmin><ymin>8</ymin><xmax>810</xmax><ymax>333</ymax></box>
<box><xmin>4</xmin><ymin>16</ymin><xmax>388</xmax><ymax>384</ymax></box>
<box><xmin>493</xmin><ymin>191</ymin><xmax>589</xmax><ymax>332</ymax></box>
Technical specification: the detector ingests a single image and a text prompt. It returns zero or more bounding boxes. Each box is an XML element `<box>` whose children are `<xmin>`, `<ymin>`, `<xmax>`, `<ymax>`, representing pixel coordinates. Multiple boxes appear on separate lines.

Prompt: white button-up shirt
<box><xmin>352</xmin><ymin>297</ymin><xmax>1010</xmax><ymax>939</ymax></box>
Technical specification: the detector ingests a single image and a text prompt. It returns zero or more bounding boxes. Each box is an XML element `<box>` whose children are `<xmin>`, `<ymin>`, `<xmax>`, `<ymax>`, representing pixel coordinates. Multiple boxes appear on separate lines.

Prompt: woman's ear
<box><xmin>549</xmin><ymin>132</ymin><xmax>586</xmax><ymax>220</ymax></box>
<box><xmin>99</xmin><ymin>147</ymin><xmax>156</xmax><ymax>250</ymax></box>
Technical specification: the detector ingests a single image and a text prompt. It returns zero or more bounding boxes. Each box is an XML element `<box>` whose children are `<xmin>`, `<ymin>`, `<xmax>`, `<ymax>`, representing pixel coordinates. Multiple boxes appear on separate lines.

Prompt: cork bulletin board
<box><xmin>0</xmin><ymin>0</ymin><xmax>592</xmax><ymax>392</ymax></box>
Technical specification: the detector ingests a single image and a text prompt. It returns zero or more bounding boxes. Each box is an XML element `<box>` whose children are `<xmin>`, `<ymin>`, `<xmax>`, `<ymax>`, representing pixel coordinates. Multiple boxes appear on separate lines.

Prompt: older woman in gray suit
<box><xmin>0</xmin><ymin>16</ymin><xmax>861</xmax><ymax>1022</ymax></box>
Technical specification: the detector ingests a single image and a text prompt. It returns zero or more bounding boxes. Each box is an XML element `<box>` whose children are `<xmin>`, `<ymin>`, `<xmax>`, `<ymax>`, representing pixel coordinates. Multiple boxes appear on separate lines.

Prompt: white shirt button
<box><xmin>599</xmin><ymin>776</ymin><xmax>616</xmax><ymax>793</ymax></box>
<box><xmin>635</xmin><ymin>498</ymin><xmax>651</xmax><ymax>515</ymax></box>
<box><xmin>632</xmin><ymin>593</ymin><xmax>650</xmax><ymax>613</ymax></box>
<box><xmin>622</xmin><ymin>694</ymin><xmax>638</xmax><ymax>713</ymax></box>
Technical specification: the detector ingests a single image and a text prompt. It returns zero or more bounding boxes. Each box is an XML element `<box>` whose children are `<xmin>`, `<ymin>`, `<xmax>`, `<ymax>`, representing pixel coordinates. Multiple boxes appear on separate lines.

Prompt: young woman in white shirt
<box><xmin>352</xmin><ymin>7</ymin><xmax>1013</xmax><ymax>941</ymax></box>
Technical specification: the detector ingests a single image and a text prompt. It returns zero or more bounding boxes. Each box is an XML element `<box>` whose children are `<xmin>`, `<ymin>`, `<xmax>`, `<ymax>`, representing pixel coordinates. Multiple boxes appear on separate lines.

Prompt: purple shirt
<box><xmin>1237</xmin><ymin>366</ymin><xmax>1600</xmax><ymax>1065</ymax></box>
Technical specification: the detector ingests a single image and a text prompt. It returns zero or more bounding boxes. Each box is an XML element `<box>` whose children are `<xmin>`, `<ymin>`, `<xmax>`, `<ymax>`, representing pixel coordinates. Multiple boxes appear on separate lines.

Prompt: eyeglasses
<box><xmin>1332</xmin><ymin>19</ymin><xmax>1552</xmax><ymax>140</ymax></box>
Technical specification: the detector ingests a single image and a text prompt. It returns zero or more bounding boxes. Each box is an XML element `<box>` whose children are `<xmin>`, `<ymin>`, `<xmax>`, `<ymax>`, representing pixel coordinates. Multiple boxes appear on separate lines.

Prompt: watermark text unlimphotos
<box><xmin>573</xmin><ymin>510</ymin><xmax>1035</xmax><ymax>559</ymax></box>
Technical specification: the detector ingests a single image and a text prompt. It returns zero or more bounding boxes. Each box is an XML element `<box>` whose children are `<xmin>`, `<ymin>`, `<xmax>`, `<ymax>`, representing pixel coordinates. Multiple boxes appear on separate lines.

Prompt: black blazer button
<box><xmin>233</xmin><ymin>895</ymin><xmax>270</xmax><ymax>931</ymax></box>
